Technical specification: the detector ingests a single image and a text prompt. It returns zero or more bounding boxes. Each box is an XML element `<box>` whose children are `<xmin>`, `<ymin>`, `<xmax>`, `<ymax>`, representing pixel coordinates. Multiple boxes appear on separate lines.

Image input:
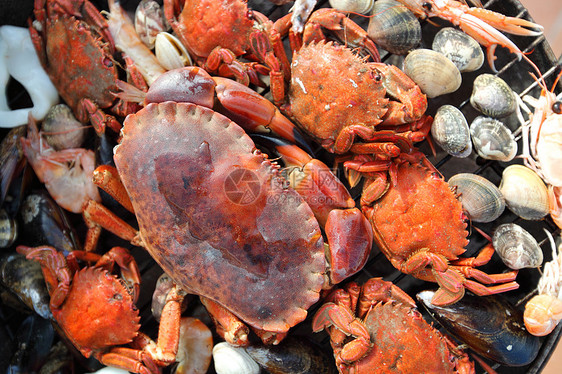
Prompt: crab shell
<box><xmin>31</xmin><ymin>0</ymin><xmax>119</xmax><ymax>113</ymax></box>
<box><xmin>365</xmin><ymin>161</ymin><xmax>468</xmax><ymax>269</ymax></box>
<box><xmin>114</xmin><ymin>102</ymin><xmax>326</xmax><ymax>333</ymax></box>
<box><xmin>54</xmin><ymin>267</ymin><xmax>140</xmax><ymax>358</ymax></box>
<box><xmin>288</xmin><ymin>41</ymin><xmax>389</xmax><ymax>148</ymax></box>
<box><xmin>356</xmin><ymin>302</ymin><xmax>461</xmax><ymax>373</ymax></box>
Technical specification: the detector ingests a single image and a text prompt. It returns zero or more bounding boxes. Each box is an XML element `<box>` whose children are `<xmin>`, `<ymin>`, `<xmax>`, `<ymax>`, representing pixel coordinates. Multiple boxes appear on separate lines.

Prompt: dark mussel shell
<box><xmin>245</xmin><ymin>335</ymin><xmax>337</xmax><ymax>374</ymax></box>
<box><xmin>417</xmin><ymin>291</ymin><xmax>540</xmax><ymax>366</ymax></box>
<box><xmin>19</xmin><ymin>190</ymin><xmax>81</xmax><ymax>254</ymax></box>
<box><xmin>0</xmin><ymin>125</ymin><xmax>27</xmax><ymax>206</ymax></box>
<box><xmin>8</xmin><ymin>314</ymin><xmax>55</xmax><ymax>374</ymax></box>
<box><xmin>0</xmin><ymin>252</ymin><xmax>51</xmax><ymax>319</ymax></box>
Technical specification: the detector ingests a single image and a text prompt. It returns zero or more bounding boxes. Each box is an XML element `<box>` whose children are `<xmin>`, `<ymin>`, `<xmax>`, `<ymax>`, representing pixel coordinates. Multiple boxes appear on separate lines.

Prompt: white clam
<box><xmin>403</xmin><ymin>49</ymin><xmax>461</xmax><ymax>98</ymax></box>
<box><xmin>431</xmin><ymin>105</ymin><xmax>471</xmax><ymax>158</ymax></box>
<box><xmin>155</xmin><ymin>32</ymin><xmax>193</xmax><ymax>71</ymax></box>
<box><xmin>432</xmin><ymin>27</ymin><xmax>484</xmax><ymax>73</ymax></box>
<box><xmin>492</xmin><ymin>223</ymin><xmax>543</xmax><ymax>270</ymax></box>
<box><xmin>212</xmin><ymin>342</ymin><xmax>260</xmax><ymax>374</ymax></box>
<box><xmin>0</xmin><ymin>25</ymin><xmax>59</xmax><ymax>128</ymax></box>
<box><xmin>329</xmin><ymin>0</ymin><xmax>374</xmax><ymax>13</ymax></box>
<box><xmin>499</xmin><ymin>165</ymin><xmax>550</xmax><ymax>221</ymax></box>
<box><xmin>448</xmin><ymin>173</ymin><xmax>505</xmax><ymax>223</ymax></box>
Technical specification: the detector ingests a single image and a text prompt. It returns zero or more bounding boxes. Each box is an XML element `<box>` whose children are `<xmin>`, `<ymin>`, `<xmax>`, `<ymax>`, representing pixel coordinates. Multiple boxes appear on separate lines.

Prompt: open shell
<box><xmin>499</xmin><ymin>165</ymin><xmax>550</xmax><ymax>220</ymax></box>
<box><xmin>431</xmin><ymin>105</ymin><xmax>471</xmax><ymax>158</ymax></box>
<box><xmin>470</xmin><ymin>116</ymin><xmax>517</xmax><ymax>162</ymax></box>
<box><xmin>492</xmin><ymin>223</ymin><xmax>543</xmax><ymax>269</ymax></box>
<box><xmin>432</xmin><ymin>27</ymin><xmax>484</xmax><ymax>73</ymax></box>
<box><xmin>448</xmin><ymin>173</ymin><xmax>505</xmax><ymax>223</ymax></box>
<box><xmin>470</xmin><ymin>74</ymin><xmax>517</xmax><ymax>118</ymax></box>
<box><xmin>368</xmin><ymin>0</ymin><xmax>421</xmax><ymax>55</ymax></box>
<box><xmin>134</xmin><ymin>0</ymin><xmax>166</xmax><ymax>49</ymax></box>
<box><xmin>403</xmin><ymin>49</ymin><xmax>461</xmax><ymax>98</ymax></box>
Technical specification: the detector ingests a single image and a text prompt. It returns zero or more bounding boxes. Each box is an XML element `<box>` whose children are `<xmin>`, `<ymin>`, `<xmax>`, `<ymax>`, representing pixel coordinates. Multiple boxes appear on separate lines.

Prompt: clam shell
<box><xmin>134</xmin><ymin>0</ymin><xmax>166</xmax><ymax>49</ymax></box>
<box><xmin>432</xmin><ymin>27</ymin><xmax>484</xmax><ymax>73</ymax></box>
<box><xmin>499</xmin><ymin>165</ymin><xmax>550</xmax><ymax>220</ymax></box>
<box><xmin>155</xmin><ymin>32</ymin><xmax>193</xmax><ymax>71</ymax></box>
<box><xmin>492</xmin><ymin>223</ymin><xmax>543</xmax><ymax>269</ymax></box>
<box><xmin>470</xmin><ymin>116</ymin><xmax>517</xmax><ymax>162</ymax></box>
<box><xmin>0</xmin><ymin>208</ymin><xmax>17</xmax><ymax>248</ymax></box>
<box><xmin>403</xmin><ymin>49</ymin><xmax>461</xmax><ymax>98</ymax></box>
<box><xmin>368</xmin><ymin>0</ymin><xmax>421</xmax><ymax>55</ymax></box>
<box><xmin>330</xmin><ymin>0</ymin><xmax>374</xmax><ymax>14</ymax></box>
<box><xmin>470</xmin><ymin>74</ymin><xmax>517</xmax><ymax>118</ymax></box>
<box><xmin>42</xmin><ymin>104</ymin><xmax>87</xmax><ymax>150</ymax></box>
<box><xmin>212</xmin><ymin>342</ymin><xmax>259</xmax><ymax>374</ymax></box>
<box><xmin>431</xmin><ymin>105</ymin><xmax>471</xmax><ymax>157</ymax></box>
<box><xmin>448</xmin><ymin>173</ymin><xmax>505</xmax><ymax>223</ymax></box>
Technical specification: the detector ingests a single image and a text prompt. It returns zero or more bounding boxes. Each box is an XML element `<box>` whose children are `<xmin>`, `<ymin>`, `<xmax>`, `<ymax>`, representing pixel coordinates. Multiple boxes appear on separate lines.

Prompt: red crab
<box><xmin>360</xmin><ymin>154</ymin><xmax>519</xmax><ymax>305</ymax></box>
<box><xmin>163</xmin><ymin>0</ymin><xmax>291</xmax><ymax>104</ymax></box>
<box><xmin>312</xmin><ymin>278</ymin><xmax>476</xmax><ymax>373</ymax></box>
<box><xmin>83</xmin><ymin>67</ymin><xmax>374</xmax><ymax>346</ymax></box>
<box><xmin>29</xmin><ymin>0</ymin><xmax>145</xmax><ymax>134</ymax></box>
<box><xmin>284</xmin><ymin>40</ymin><xmax>430</xmax><ymax>157</ymax></box>
<box><xmin>16</xmin><ymin>245</ymin><xmax>187</xmax><ymax>374</ymax></box>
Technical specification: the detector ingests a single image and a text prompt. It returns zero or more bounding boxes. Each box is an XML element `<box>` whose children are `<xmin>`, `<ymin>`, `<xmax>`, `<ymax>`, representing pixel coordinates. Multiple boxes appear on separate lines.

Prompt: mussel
<box><xmin>402</xmin><ymin>49</ymin><xmax>461</xmax><ymax>98</ymax></box>
<box><xmin>245</xmin><ymin>335</ymin><xmax>337</xmax><ymax>374</ymax></box>
<box><xmin>0</xmin><ymin>208</ymin><xmax>17</xmax><ymax>248</ymax></box>
<box><xmin>470</xmin><ymin>74</ymin><xmax>517</xmax><ymax>118</ymax></box>
<box><xmin>492</xmin><ymin>223</ymin><xmax>543</xmax><ymax>269</ymax></box>
<box><xmin>431</xmin><ymin>105</ymin><xmax>472</xmax><ymax>158</ymax></box>
<box><xmin>470</xmin><ymin>116</ymin><xmax>517</xmax><ymax>162</ymax></box>
<box><xmin>432</xmin><ymin>27</ymin><xmax>484</xmax><ymax>73</ymax></box>
<box><xmin>417</xmin><ymin>291</ymin><xmax>540</xmax><ymax>366</ymax></box>
<box><xmin>448</xmin><ymin>173</ymin><xmax>505</xmax><ymax>223</ymax></box>
<box><xmin>367</xmin><ymin>0</ymin><xmax>421</xmax><ymax>55</ymax></box>
<box><xmin>499</xmin><ymin>165</ymin><xmax>550</xmax><ymax>220</ymax></box>
<box><xmin>8</xmin><ymin>314</ymin><xmax>55</xmax><ymax>373</ymax></box>
<box><xmin>212</xmin><ymin>342</ymin><xmax>259</xmax><ymax>374</ymax></box>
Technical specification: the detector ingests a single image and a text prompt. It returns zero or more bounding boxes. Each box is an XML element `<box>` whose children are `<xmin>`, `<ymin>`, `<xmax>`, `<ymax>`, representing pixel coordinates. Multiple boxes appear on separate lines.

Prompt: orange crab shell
<box><xmin>366</xmin><ymin>162</ymin><xmax>469</xmax><ymax>268</ymax></box>
<box><xmin>288</xmin><ymin>41</ymin><xmax>389</xmax><ymax>145</ymax></box>
<box><xmin>114</xmin><ymin>102</ymin><xmax>326</xmax><ymax>333</ymax></box>
<box><xmin>54</xmin><ymin>267</ymin><xmax>140</xmax><ymax>358</ymax></box>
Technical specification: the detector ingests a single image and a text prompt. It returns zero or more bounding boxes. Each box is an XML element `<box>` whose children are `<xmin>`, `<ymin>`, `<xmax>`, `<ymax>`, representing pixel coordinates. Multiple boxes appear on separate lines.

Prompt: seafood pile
<box><xmin>1</xmin><ymin>0</ymin><xmax>561</xmax><ymax>373</ymax></box>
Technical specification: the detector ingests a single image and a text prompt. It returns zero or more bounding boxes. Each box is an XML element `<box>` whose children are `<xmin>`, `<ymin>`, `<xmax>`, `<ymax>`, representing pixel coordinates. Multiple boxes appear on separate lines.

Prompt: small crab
<box><xmin>312</xmin><ymin>278</ymin><xmax>475</xmax><ymax>373</ymax></box>
<box><xmin>16</xmin><ymin>245</ymin><xmax>187</xmax><ymax>374</ymax></box>
<box><xmin>83</xmin><ymin>67</ymin><xmax>374</xmax><ymax>346</ymax></box>
<box><xmin>360</xmin><ymin>153</ymin><xmax>519</xmax><ymax>305</ymax></box>
<box><xmin>29</xmin><ymin>0</ymin><xmax>145</xmax><ymax>133</ymax></box>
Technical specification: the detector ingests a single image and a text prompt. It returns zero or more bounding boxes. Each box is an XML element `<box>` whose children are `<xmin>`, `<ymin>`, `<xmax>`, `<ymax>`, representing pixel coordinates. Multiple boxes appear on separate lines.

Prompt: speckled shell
<box><xmin>499</xmin><ymin>165</ymin><xmax>550</xmax><ymax>220</ymax></box>
<box><xmin>134</xmin><ymin>0</ymin><xmax>166</xmax><ymax>49</ymax></box>
<box><xmin>470</xmin><ymin>116</ymin><xmax>517</xmax><ymax>162</ymax></box>
<box><xmin>448</xmin><ymin>173</ymin><xmax>505</xmax><ymax>223</ymax></box>
<box><xmin>403</xmin><ymin>49</ymin><xmax>461</xmax><ymax>98</ymax></box>
<box><xmin>42</xmin><ymin>104</ymin><xmax>87</xmax><ymax>151</ymax></box>
<box><xmin>0</xmin><ymin>209</ymin><xmax>17</xmax><ymax>248</ymax></box>
<box><xmin>368</xmin><ymin>0</ymin><xmax>421</xmax><ymax>55</ymax></box>
<box><xmin>432</xmin><ymin>27</ymin><xmax>484</xmax><ymax>73</ymax></box>
<box><xmin>431</xmin><ymin>105</ymin><xmax>471</xmax><ymax>157</ymax></box>
<box><xmin>492</xmin><ymin>223</ymin><xmax>543</xmax><ymax>269</ymax></box>
<box><xmin>470</xmin><ymin>74</ymin><xmax>517</xmax><ymax>118</ymax></box>
<box><xmin>330</xmin><ymin>0</ymin><xmax>374</xmax><ymax>14</ymax></box>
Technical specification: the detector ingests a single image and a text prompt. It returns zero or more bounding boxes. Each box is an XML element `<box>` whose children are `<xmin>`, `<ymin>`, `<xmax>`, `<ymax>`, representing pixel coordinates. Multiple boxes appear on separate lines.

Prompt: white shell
<box><xmin>499</xmin><ymin>165</ymin><xmax>550</xmax><ymax>220</ymax></box>
<box><xmin>134</xmin><ymin>0</ymin><xmax>166</xmax><ymax>49</ymax></box>
<box><xmin>470</xmin><ymin>74</ymin><xmax>517</xmax><ymax>118</ymax></box>
<box><xmin>448</xmin><ymin>173</ymin><xmax>505</xmax><ymax>223</ymax></box>
<box><xmin>470</xmin><ymin>116</ymin><xmax>517</xmax><ymax>162</ymax></box>
<box><xmin>329</xmin><ymin>0</ymin><xmax>374</xmax><ymax>13</ymax></box>
<box><xmin>155</xmin><ymin>32</ymin><xmax>193</xmax><ymax>71</ymax></box>
<box><xmin>212</xmin><ymin>342</ymin><xmax>260</xmax><ymax>374</ymax></box>
<box><xmin>493</xmin><ymin>223</ymin><xmax>543</xmax><ymax>269</ymax></box>
<box><xmin>432</xmin><ymin>27</ymin><xmax>484</xmax><ymax>73</ymax></box>
<box><xmin>403</xmin><ymin>49</ymin><xmax>461</xmax><ymax>98</ymax></box>
<box><xmin>368</xmin><ymin>0</ymin><xmax>421</xmax><ymax>55</ymax></box>
<box><xmin>431</xmin><ymin>105</ymin><xmax>471</xmax><ymax>157</ymax></box>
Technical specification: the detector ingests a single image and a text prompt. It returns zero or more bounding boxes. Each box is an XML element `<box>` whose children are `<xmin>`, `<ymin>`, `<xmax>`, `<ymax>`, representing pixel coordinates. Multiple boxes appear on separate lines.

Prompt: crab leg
<box><xmin>199</xmin><ymin>297</ymin><xmax>250</xmax><ymax>347</ymax></box>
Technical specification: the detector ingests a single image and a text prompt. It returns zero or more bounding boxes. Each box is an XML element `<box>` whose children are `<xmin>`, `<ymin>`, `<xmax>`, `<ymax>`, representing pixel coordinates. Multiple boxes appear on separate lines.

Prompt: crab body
<box><xmin>312</xmin><ymin>278</ymin><xmax>475</xmax><ymax>373</ymax></box>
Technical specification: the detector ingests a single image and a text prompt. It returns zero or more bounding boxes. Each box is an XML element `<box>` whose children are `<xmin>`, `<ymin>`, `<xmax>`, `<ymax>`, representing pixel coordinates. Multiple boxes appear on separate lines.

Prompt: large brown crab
<box><xmin>16</xmin><ymin>245</ymin><xmax>187</xmax><ymax>374</ymax></box>
<box><xmin>83</xmin><ymin>67</ymin><xmax>373</xmax><ymax>346</ymax></box>
<box><xmin>29</xmin><ymin>0</ymin><xmax>144</xmax><ymax>134</ymax></box>
<box><xmin>312</xmin><ymin>278</ymin><xmax>475</xmax><ymax>373</ymax></box>
<box><xmin>360</xmin><ymin>154</ymin><xmax>520</xmax><ymax>305</ymax></box>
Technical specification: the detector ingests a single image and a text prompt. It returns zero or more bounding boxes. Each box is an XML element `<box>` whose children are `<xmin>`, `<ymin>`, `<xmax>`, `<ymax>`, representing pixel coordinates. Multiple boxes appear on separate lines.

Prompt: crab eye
<box><xmin>422</xmin><ymin>2</ymin><xmax>432</xmax><ymax>11</ymax></box>
<box><xmin>374</xmin><ymin>73</ymin><xmax>382</xmax><ymax>82</ymax></box>
<box><xmin>553</xmin><ymin>101</ymin><xmax>562</xmax><ymax>114</ymax></box>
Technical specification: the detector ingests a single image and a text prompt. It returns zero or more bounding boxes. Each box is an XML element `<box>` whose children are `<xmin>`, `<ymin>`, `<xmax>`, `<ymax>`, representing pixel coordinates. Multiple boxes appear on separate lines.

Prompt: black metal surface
<box><xmin>1</xmin><ymin>0</ymin><xmax>561</xmax><ymax>373</ymax></box>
